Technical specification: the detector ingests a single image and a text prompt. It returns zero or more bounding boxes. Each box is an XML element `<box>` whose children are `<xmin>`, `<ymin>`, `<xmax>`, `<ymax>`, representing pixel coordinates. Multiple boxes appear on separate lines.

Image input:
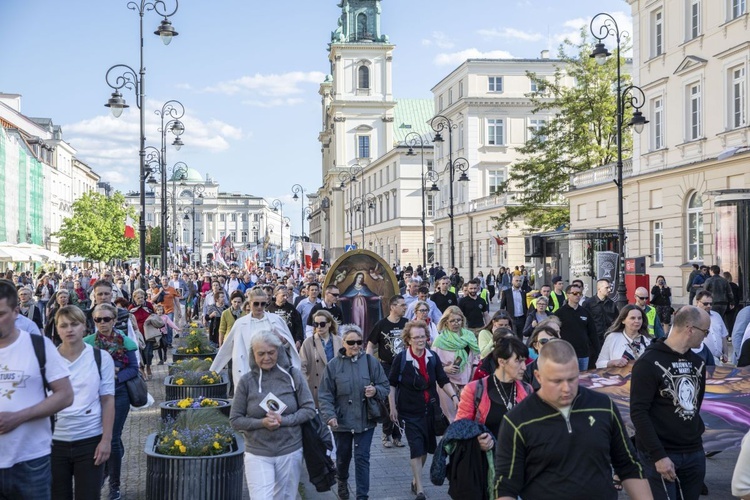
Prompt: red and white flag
<box><xmin>124</xmin><ymin>215</ymin><xmax>136</xmax><ymax>239</ymax></box>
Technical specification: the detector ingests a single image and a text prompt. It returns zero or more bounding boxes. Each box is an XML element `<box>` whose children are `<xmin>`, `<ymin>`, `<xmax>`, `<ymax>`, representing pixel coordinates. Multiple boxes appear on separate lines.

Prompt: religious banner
<box><xmin>580</xmin><ymin>365</ymin><xmax>750</xmax><ymax>453</ymax></box>
<box><xmin>303</xmin><ymin>242</ymin><xmax>323</xmax><ymax>270</ymax></box>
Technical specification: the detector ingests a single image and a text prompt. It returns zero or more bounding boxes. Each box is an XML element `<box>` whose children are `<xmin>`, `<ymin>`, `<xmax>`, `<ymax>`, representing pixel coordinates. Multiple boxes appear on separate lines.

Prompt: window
<box><xmin>229</xmin><ymin>231</ymin><xmax>236</xmax><ymax>242</ymax></box>
<box><xmin>687</xmin><ymin>82</ymin><xmax>702</xmax><ymax>140</ymax></box>
<box><xmin>241</xmin><ymin>231</ymin><xmax>248</xmax><ymax>242</ymax></box>
<box><xmin>488</xmin><ymin>169</ymin><xmax>505</xmax><ymax>195</ymax></box>
<box><xmin>439</xmin><ymin>95</ymin><xmax>444</xmax><ymax>111</ymax></box>
<box><xmin>530</xmin><ymin>78</ymin><xmax>538</xmax><ymax>92</ymax></box>
<box><xmin>577</xmin><ymin>204</ymin><xmax>587</xmax><ymax>221</ymax></box>
<box><xmin>448</xmin><ymin>88</ymin><xmax>453</xmax><ymax>105</ymax></box>
<box><xmin>652</xmin><ymin>9</ymin><xmax>664</xmax><ymax>57</ymax></box>
<box><xmin>731</xmin><ymin>0</ymin><xmax>747</xmax><ymax>19</ymax></box>
<box><xmin>241</xmin><ymin>213</ymin><xmax>247</xmax><ymax>222</ymax></box>
<box><xmin>597</xmin><ymin>200</ymin><xmax>607</xmax><ymax>218</ymax></box>
<box><xmin>730</xmin><ymin>66</ymin><xmax>746</xmax><ymax>128</ymax></box>
<box><xmin>529</xmin><ymin>119</ymin><xmax>546</xmax><ymax>142</ymax></box>
<box><xmin>687</xmin><ymin>192</ymin><xmax>704</xmax><ymax>261</ymax></box>
<box><xmin>459</xmin><ymin>80</ymin><xmax>464</xmax><ymax>98</ymax></box>
<box><xmin>458</xmin><ymin>122</ymin><xmax>464</xmax><ymax>150</ymax></box>
<box><xmin>219</xmin><ymin>214</ymin><xmax>225</xmax><ymax>222</ymax></box>
<box><xmin>652</xmin><ymin>96</ymin><xmax>664</xmax><ymax>149</ymax></box>
<box><xmin>487</xmin><ymin>119</ymin><xmax>505</xmax><ymax>145</ymax></box>
<box><xmin>488</xmin><ymin>76</ymin><xmax>503</xmax><ymax>92</ymax></box>
<box><xmin>230</xmin><ymin>213</ymin><xmax>237</xmax><ymax>222</ymax></box>
<box><xmin>426</xmin><ymin>194</ymin><xmax>434</xmax><ymax>216</ymax></box>
<box><xmin>653</xmin><ymin>221</ymin><xmax>664</xmax><ymax>264</ymax></box>
<box><xmin>687</xmin><ymin>0</ymin><xmax>701</xmax><ymax>40</ymax></box>
<box><xmin>207</xmin><ymin>214</ymin><xmax>213</xmax><ymax>222</ymax></box>
<box><xmin>358</xmin><ymin>135</ymin><xmax>370</xmax><ymax>158</ymax></box>
<box><xmin>358</xmin><ymin>65</ymin><xmax>370</xmax><ymax>89</ymax></box>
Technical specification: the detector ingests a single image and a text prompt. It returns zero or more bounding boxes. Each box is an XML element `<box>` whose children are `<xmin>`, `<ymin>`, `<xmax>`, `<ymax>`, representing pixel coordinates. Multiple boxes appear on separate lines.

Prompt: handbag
<box><xmin>125</xmin><ymin>372</ymin><xmax>149</xmax><ymax>407</ymax></box>
<box><xmin>431</xmin><ymin>398</ymin><xmax>450</xmax><ymax>436</ymax></box>
<box><xmin>364</xmin><ymin>356</ymin><xmax>389</xmax><ymax>423</ymax></box>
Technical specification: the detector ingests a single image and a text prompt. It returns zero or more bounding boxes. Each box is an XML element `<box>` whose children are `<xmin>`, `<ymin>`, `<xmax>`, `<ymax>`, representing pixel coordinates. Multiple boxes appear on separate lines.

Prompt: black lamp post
<box><xmin>103</xmin><ymin>0</ymin><xmax>179</xmax><ymax>286</ymax></box>
<box><xmin>178</xmin><ymin>182</ymin><xmax>204</xmax><ymax>264</ymax></box>
<box><xmin>405</xmin><ymin>131</ymin><xmax>430</xmax><ymax>270</ymax></box>
<box><xmin>155</xmin><ymin>101</ymin><xmax>185</xmax><ymax>272</ymax></box>
<box><xmin>146</xmin><ymin>158</ymin><xmax>189</xmax><ymax>273</ymax></box>
<box><xmin>291</xmin><ymin>184</ymin><xmax>307</xmax><ymax>239</ymax></box>
<box><xmin>338</xmin><ymin>165</ymin><xmax>364</xmax><ymax>248</ymax></box>
<box><xmin>590</xmin><ymin>12</ymin><xmax>649</xmax><ymax>310</ymax></box>
<box><xmin>431</xmin><ymin>115</ymin><xmax>469</xmax><ymax>270</ymax></box>
<box><xmin>270</xmin><ymin>199</ymin><xmax>284</xmax><ymax>253</ymax></box>
<box><xmin>353</xmin><ymin>193</ymin><xmax>376</xmax><ymax>248</ymax></box>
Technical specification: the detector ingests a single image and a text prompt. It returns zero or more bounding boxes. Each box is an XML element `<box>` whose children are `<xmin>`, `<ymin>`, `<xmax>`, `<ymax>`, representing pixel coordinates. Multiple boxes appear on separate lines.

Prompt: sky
<box><xmin>0</xmin><ymin>0</ymin><xmax>630</xmax><ymax>236</ymax></box>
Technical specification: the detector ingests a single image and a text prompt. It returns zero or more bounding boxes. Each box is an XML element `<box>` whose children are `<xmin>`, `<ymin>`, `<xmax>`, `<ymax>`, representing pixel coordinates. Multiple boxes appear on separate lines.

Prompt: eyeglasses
<box><xmin>252</xmin><ymin>301</ymin><xmax>267</xmax><ymax>307</ymax></box>
<box><xmin>345</xmin><ymin>340</ymin><xmax>363</xmax><ymax>346</ymax></box>
<box><xmin>569</xmin><ymin>291</ymin><xmax>582</xmax><ymax>296</ymax></box>
<box><xmin>636</xmin><ymin>296</ymin><xmax>649</xmax><ymax>300</ymax></box>
<box><xmin>410</xmin><ymin>335</ymin><xmax>427</xmax><ymax>341</ymax></box>
<box><xmin>93</xmin><ymin>317</ymin><xmax>113</xmax><ymax>323</ymax></box>
<box><xmin>313</xmin><ymin>321</ymin><xmax>328</xmax><ymax>328</ymax></box>
<box><xmin>329</xmin><ymin>293</ymin><xmax>340</xmax><ymax>297</ymax></box>
<box><xmin>690</xmin><ymin>325</ymin><xmax>710</xmax><ymax>336</ymax></box>
<box><xmin>700</xmin><ymin>302</ymin><xmax>713</xmax><ymax>307</ymax></box>
<box><xmin>537</xmin><ymin>338</ymin><xmax>552</xmax><ymax>345</ymax></box>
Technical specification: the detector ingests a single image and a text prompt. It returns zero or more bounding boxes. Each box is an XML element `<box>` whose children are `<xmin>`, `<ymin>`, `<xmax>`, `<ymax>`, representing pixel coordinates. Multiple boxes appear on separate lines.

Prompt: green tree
<box><xmin>145</xmin><ymin>225</ymin><xmax>162</xmax><ymax>257</ymax></box>
<box><xmin>56</xmin><ymin>191</ymin><xmax>138</xmax><ymax>263</ymax></box>
<box><xmin>494</xmin><ymin>31</ymin><xmax>632</xmax><ymax>232</ymax></box>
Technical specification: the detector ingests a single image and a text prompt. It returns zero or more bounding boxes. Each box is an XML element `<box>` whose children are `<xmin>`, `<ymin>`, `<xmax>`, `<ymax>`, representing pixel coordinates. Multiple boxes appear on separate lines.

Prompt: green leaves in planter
<box><xmin>156</xmin><ymin>409</ymin><xmax>235</xmax><ymax>457</ymax></box>
<box><xmin>175</xmin><ymin>330</ymin><xmax>216</xmax><ymax>355</ymax></box>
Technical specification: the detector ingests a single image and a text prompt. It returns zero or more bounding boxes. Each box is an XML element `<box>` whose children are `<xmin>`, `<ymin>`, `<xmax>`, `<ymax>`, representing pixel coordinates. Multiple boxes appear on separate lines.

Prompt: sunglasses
<box><xmin>329</xmin><ymin>293</ymin><xmax>340</xmax><ymax>297</ymax></box>
<box><xmin>636</xmin><ymin>296</ymin><xmax>649</xmax><ymax>300</ymax></box>
<box><xmin>449</xmin><ymin>318</ymin><xmax>463</xmax><ymax>323</ymax></box>
<box><xmin>537</xmin><ymin>338</ymin><xmax>552</xmax><ymax>345</ymax></box>
<box><xmin>252</xmin><ymin>301</ymin><xmax>267</xmax><ymax>307</ymax></box>
<box><xmin>93</xmin><ymin>317</ymin><xmax>113</xmax><ymax>323</ymax></box>
<box><xmin>569</xmin><ymin>291</ymin><xmax>582</xmax><ymax>296</ymax></box>
<box><xmin>345</xmin><ymin>340</ymin><xmax>363</xmax><ymax>346</ymax></box>
<box><xmin>313</xmin><ymin>321</ymin><xmax>328</xmax><ymax>328</ymax></box>
<box><xmin>700</xmin><ymin>302</ymin><xmax>713</xmax><ymax>307</ymax></box>
<box><xmin>416</xmin><ymin>309</ymin><xmax>429</xmax><ymax>313</ymax></box>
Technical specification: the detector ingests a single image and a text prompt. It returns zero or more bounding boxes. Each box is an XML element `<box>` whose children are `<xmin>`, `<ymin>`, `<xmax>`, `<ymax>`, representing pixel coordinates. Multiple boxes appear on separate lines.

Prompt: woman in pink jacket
<box><xmin>456</xmin><ymin>336</ymin><xmax>532</xmax><ymax>446</ymax></box>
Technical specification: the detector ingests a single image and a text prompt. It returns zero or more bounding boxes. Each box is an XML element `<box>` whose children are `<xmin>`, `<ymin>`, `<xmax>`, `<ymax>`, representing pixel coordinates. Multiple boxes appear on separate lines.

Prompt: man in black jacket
<box><xmin>499</xmin><ymin>275</ymin><xmax>527</xmax><ymax>339</ymax></box>
<box><xmin>630</xmin><ymin>305</ymin><xmax>708</xmax><ymax>500</ymax></box>
<box><xmin>583</xmin><ymin>279</ymin><xmax>618</xmax><ymax>367</ymax></box>
<box><xmin>494</xmin><ymin>339</ymin><xmax>650</xmax><ymax>500</ymax></box>
<box><xmin>554</xmin><ymin>284</ymin><xmax>600</xmax><ymax>371</ymax></box>
<box><xmin>266</xmin><ymin>286</ymin><xmax>304</xmax><ymax>348</ymax></box>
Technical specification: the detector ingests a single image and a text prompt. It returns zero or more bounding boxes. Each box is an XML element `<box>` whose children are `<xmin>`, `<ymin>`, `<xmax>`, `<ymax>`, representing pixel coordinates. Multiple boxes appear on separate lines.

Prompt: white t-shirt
<box><xmin>703</xmin><ymin>310</ymin><xmax>728</xmax><ymax>358</ymax></box>
<box><xmin>0</xmin><ymin>331</ymin><xmax>70</xmax><ymax>468</ymax></box>
<box><xmin>53</xmin><ymin>344</ymin><xmax>115</xmax><ymax>442</ymax></box>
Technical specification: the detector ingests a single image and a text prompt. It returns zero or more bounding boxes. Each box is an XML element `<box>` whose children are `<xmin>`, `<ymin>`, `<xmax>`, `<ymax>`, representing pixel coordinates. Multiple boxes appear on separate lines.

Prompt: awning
<box><xmin>0</xmin><ymin>244</ymin><xmax>36</xmax><ymax>262</ymax></box>
<box><xmin>0</xmin><ymin>243</ymin><xmax>68</xmax><ymax>262</ymax></box>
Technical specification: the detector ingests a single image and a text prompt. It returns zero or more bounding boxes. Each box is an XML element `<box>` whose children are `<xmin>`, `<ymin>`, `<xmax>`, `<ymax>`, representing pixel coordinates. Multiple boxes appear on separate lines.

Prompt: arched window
<box><xmin>686</xmin><ymin>191</ymin><xmax>704</xmax><ymax>261</ymax></box>
<box><xmin>357</xmin><ymin>13</ymin><xmax>367</xmax><ymax>37</ymax></box>
<box><xmin>358</xmin><ymin>65</ymin><xmax>370</xmax><ymax>89</ymax></box>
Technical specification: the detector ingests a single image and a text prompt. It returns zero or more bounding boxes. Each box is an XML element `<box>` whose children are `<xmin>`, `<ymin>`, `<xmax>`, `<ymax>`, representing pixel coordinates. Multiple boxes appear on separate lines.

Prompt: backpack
<box><xmin>32</xmin><ymin>334</ymin><xmax>103</xmax><ymax>432</ymax></box>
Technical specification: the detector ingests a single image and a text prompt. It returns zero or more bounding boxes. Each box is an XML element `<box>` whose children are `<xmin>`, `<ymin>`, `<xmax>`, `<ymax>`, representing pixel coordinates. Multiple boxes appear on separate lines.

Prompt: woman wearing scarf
<box><xmin>389</xmin><ymin>321</ymin><xmax>458</xmax><ymax>500</ymax></box>
<box><xmin>83</xmin><ymin>303</ymin><xmax>138</xmax><ymax>500</ymax></box>
<box><xmin>45</xmin><ymin>290</ymin><xmax>71</xmax><ymax>345</ymax></box>
<box><xmin>219</xmin><ymin>290</ymin><xmax>245</xmax><ymax>346</ymax></box>
<box><xmin>19</xmin><ymin>286</ymin><xmax>43</xmax><ymax>330</ymax></box>
<box><xmin>433</xmin><ymin>306</ymin><xmax>480</xmax><ymax>421</ymax></box>
<box><xmin>413</xmin><ymin>300</ymin><xmax>438</xmax><ymax>343</ymax></box>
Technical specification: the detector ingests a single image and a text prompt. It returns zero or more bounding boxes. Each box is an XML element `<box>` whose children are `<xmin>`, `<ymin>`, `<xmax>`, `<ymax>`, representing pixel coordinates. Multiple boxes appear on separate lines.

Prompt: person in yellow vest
<box><xmin>530</xmin><ymin>284</ymin><xmax>554</xmax><ymax>313</ymax></box>
<box><xmin>549</xmin><ymin>276</ymin><xmax>567</xmax><ymax>313</ymax></box>
<box><xmin>633</xmin><ymin>286</ymin><xmax>665</xmax><ymax>338</ymax></box>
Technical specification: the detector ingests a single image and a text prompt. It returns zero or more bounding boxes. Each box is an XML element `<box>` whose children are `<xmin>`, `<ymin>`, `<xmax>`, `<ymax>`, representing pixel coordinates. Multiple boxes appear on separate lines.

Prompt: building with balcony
<box><xmin>567</xmin><ymin>0</ymin><xmax>750</xmax><ymax>306</ymax></box>
<box><xmin>430</xmin><ymin>56</ymin><xmax>574</xmax><ymax>278</ymax></box>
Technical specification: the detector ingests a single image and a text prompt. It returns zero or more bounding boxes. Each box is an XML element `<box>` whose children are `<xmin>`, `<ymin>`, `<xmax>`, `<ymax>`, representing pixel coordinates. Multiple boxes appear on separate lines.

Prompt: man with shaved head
<box><xmin>630</xmin><ymin>306</ymin><xmax>709</xmax><ymax>500</ymax></box>
<box><xmin>494</xmin><ymin>339</ymin><xmax>650</xmax><ymax>500</ymax></box>
<box><xmin>634</xmin><ymin>286</ymin><xmax>665</xmax><ymax>338</ymax></box>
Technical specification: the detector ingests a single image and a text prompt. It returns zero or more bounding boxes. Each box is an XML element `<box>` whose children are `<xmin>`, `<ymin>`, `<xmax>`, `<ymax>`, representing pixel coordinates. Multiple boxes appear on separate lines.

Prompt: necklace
<box><xmin>493</xmin><ymin>374</ymin><xmax>516</xmax><ymax>412</ymax></box>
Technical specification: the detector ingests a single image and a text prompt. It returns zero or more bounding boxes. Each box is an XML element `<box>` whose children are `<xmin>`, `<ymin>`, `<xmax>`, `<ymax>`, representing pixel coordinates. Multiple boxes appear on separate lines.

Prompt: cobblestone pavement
<box><xmin>109</xmin><ymin>299</ymin><xmax>739</xmax><ymax>499</ymax></box>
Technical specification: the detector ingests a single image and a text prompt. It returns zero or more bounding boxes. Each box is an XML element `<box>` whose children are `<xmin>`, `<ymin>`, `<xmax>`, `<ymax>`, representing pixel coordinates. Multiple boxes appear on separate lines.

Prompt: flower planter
<box><xmin>159</xmin><ymin>399</ymin><xmax>232</xmax><ymax>421</ymax></box>
<box><xmin>164</xmin><ymin>373</ymin><xmax>229</xmax><ymax>400</ymax></box>
<box><xmin>171</xmin><ymin>351</ymin><xmax>216</xmax><ymax>363</ymax></box>
<box><xmin>144</xmin><ymin>433</ymin><xmax>244</xmax><ymax>500</ymax></box>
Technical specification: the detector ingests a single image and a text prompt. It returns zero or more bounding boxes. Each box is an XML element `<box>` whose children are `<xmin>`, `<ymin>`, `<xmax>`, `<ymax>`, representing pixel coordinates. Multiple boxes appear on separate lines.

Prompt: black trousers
<box><xmin>51</xmin><ymin>435</ymin><xmax>103</xmax><ymax>500</ymax></box>
<box><xmin>512</xmin><ymin>317</ymin><xmax>525</xmax><ymax>339</ymax></box>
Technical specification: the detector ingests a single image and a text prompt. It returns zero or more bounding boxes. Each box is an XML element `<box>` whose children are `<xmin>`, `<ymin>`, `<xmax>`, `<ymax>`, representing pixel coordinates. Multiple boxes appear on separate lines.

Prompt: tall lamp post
<box><xmin>338</xmin><ymin>165</ymin><xmax>364</xmax><ymax>247</ymax></box>
<box><xmin>590</xmin><ymin>12</ymin><xmax>649</xmax><ymax>310</ymax></box>
<box><xmin>405</xmin><ymin>132</ymin><xmax>429</xmax><ymax>270</ymax></box>
<box><xmin>353</xmin><ymin>193</ymin><xmax>376</xmax><ymax>248</ymax></box>
<box><xmin>269</xmin><ymin>199</ymin><xmax>284</xmax><ymax>252</ymax></box>
<box><xmin>291</xmin><ymin>184</ymin><xmax>307</xmax><ymax>238</ymax></box>
<box><xmin>431</xmin><ymin>115</ymin><xmax>470</xmax><ymax>270</ymax></box>
<box><xmin>180</xmin><ymin>182</ymin><xmax>204</xmax><ymax>264</ymax></box>
<box><xmin>103</xmin><ymin>0</ymin><xmax>179</xmax><ymax>287</ymax></box>
<box><xmin>146</xmin><ymin>158</ymin><xmax>189</xmax><ymax>273</ymax></box>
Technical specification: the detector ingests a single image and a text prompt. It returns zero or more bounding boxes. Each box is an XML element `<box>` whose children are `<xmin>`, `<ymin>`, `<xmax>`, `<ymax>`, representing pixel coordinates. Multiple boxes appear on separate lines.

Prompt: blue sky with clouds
<box><xmin>0</xmin><ymin>0</ymin><xmax>629</xmax><ymax>235</ymax></box>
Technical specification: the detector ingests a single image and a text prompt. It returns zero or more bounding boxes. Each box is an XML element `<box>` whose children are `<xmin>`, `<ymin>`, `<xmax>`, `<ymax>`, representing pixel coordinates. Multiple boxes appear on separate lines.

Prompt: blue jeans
<box><xmin>0</xmin><ymin>455</ymin><xmax>52</xmax><ymax>499</ymax></box>
<box><xmin>166</xmin><ymin>312</ymin><xmax>174</xmax><ymax>345</ymax></box>
<box><xmin>108</xmin><ymin>388</ymin><xmax>131</xmax><ymax>492</ymax></box>
<box><xmin>335</xmin><ymin>428</ymin><xmax>375</xmax><ymax>500</ymax></box>
<box><xmin>638</xmin><ymin>449</ymin><xmax>705</xmax><ymax>500</ymax></box>
<box><xmin>577</xmin><ymin>357</ymin><xmax>589</xmax><ymax>371</ymax></box>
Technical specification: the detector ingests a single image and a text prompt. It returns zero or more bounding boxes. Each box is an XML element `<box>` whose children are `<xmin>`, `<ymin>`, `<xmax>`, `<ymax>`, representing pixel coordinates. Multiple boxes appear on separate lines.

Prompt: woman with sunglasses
<box><xmin>52</xmin><ymin>305</ymin><xmax>115</xmax><ymax>500</ymax></box>
<box><xmin>318</xmin><ymin>325</ymin><xmax>388</xmax><ymax>500</ymax></box>
<box><xmin>210</xmin><ymin>287</ymin><xmax>301</xmax><ymax>388</ymax></box>
<box><xmin>413</xmin><ymin>300</ymin><xmax>438</xmax><ymax>344</ymax></box>
<box><xmin>478</xmin><ymin>311</ymin><xmax>513</xmax><ymax>359</ymax></box>
<box><xmin>595</xmin><ymin>304</ymin><xmax>651</xmax><ymax>369</ymax></box>
<box><xmin>523</xmin><ymin>295</ymin><xmax>550</xmax><ymax>338</ymax></box>
<box><xmin>83</xmin><ymin>303</ymin><xmax>138</xmax><ymax>500</ymax></box>
<box><xmin>389</xmin><ymin>320</ymin><xmax>458</xmax><ymax>500</ymax></box>
<box><xmin>433</xmin><ymin>306</ymin><xmax>480</xmax><ymax>421</ymax></box>
<box><xmin>523</xmin><ymin>324</ymin><xmax>561</xmax><ymax>390</ymax></box>
<box><xmin>300</xmin><ymin>310</ymin><xmax>343</xmax><ymax>407</ymax></box>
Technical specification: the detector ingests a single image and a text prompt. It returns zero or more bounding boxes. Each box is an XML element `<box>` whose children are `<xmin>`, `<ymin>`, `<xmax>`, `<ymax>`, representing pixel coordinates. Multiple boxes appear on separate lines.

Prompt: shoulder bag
<box><xmin>126</xmin><ymin>372</ymin><xmax>149</xmax><ymax>407</ymax></box>
<box><xmin>364</xmin><ymin>354</ymin><xmax>389</xmax><ymax>423</ymax></box>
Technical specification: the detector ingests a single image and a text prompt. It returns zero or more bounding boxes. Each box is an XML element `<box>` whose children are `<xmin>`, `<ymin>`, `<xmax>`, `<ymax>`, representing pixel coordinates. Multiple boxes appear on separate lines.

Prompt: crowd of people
<box><xmin>1</xmin><ymin>259</ymin><xmax>749</xmax><ymax>500</ymax></box>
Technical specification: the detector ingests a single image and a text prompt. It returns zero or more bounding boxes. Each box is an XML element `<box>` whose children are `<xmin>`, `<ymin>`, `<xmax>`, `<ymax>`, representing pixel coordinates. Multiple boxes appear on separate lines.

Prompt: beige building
<box><xmin>567</xmin><ymin>0</ymin><xmax>750</xmax><ymax>305</ymax></box>
<box><xmin>430</xmin><ymin>56</ymin><xmax>574</xmax><ymax>278</ymax></box>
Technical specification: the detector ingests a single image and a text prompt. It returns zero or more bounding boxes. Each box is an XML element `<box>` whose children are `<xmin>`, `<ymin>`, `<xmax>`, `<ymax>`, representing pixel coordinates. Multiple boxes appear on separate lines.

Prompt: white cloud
<box><xmin>421</xmin><ymin>31</ymin><xmax>455</xmax><ymax>49</ymax></box>
<box><xmin>241</xmin><ymin>98</ymin><xmax>305</xmax><ymax>108</ymax></box>
<box><xmin>99</xmin><ymin>170</ymin><xmax>129</xmax><ymax>184</ymax></box>
<box><xmin>554</xmin><ymin>11</ymin><xmax>633</xmax><ymax>54</ymax></box>
<box><xmin>477</xmin><ymin>27</ymin><xmax>543</xmax><ymax>42</ymax></box>
<box><xmin>203</xmin><ymin>71</ymin><xmax>326</xmax><ymax>97</ymax></box>
<box><xmin>434</xmin><ymin>49</ymin><xmax>515</xmax><ymax>67</ymax></box>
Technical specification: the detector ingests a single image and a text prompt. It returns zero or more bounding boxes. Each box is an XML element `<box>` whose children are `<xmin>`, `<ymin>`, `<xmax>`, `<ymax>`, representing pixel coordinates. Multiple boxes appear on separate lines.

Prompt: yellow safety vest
<box><xmin>645</xmin><ymin>306</ymin><xmax>657</xmax><ymax>336</ymax></box>
<box><xmin>479</xmin><ymin>288</ymin><xmax>489</xmax><ymax>304</ymax></box>
<box><xmin>549</xmin><ymin>291</ymin><xmax>567</xmax><ymax>312</ymax></box>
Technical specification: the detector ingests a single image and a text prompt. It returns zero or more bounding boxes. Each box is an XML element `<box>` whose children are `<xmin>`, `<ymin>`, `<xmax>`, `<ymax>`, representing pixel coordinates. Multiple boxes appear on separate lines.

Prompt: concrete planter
<box><xmin>163</xmin><ymin>373</ymin><xmax>228</xmax><ymax>401</ymax></box>
<box><xmin>159</xmin><ymin>398</ymin><xmax>232</xmax><ymax>421</ymax></box>
<box><xmin>144</xmin><ymin>433</ymin><xmax>244</xmax><ymax>500</ymax></box>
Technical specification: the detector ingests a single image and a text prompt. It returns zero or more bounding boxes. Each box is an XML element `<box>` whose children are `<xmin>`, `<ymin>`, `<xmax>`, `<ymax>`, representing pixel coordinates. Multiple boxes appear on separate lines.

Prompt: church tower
<box><xmin>318</xmin><ymin>0</ymin><xmax>395</xmax><ymax>260</ymax></box>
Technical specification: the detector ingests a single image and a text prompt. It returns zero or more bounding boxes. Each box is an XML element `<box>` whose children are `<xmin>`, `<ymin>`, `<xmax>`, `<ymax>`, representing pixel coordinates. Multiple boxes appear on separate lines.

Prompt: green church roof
<box><xmin>393</xmin><ymin>99</ymin><xmax>434</xmax><ymax>145</ymax></box>
<box><xmin>169</xmin><ymin>167</ymin><xmax>202</xmax><ymax>182</ymax></box>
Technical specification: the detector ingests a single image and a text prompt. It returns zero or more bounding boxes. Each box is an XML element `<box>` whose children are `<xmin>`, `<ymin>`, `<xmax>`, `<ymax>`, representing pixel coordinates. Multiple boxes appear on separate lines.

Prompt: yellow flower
<box><xmin>215</xmin><ymin>433</ymin><xmax>221</xmax><ymax>439</ymax></box>
<box><xmin>174</xmin><ymin>439</ymin><xmax>182</xmax><ymax>446</ymax></box>
<box><xmin>175</xmin><ymin>378</ymin><xmax>185</xmax><ymax>386</ymax></box>
<box><xmin>179</xmin><ymin>445</ymin><xmax>187</xmax><ymax>453</ymax></box>
<box><xmin>172</xmin><ymin>430</ymin><xmax>178</xmax><ymax>436</ymax></box>
<box><xmin>213</xmin><ymin>441</ymin><xmax>221</xmax><ymax>450</ymax></box>
<box><xmin>205</xmin><ymin>357</ymin><xmax>212</xmax><ymax>362</ymax></box>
